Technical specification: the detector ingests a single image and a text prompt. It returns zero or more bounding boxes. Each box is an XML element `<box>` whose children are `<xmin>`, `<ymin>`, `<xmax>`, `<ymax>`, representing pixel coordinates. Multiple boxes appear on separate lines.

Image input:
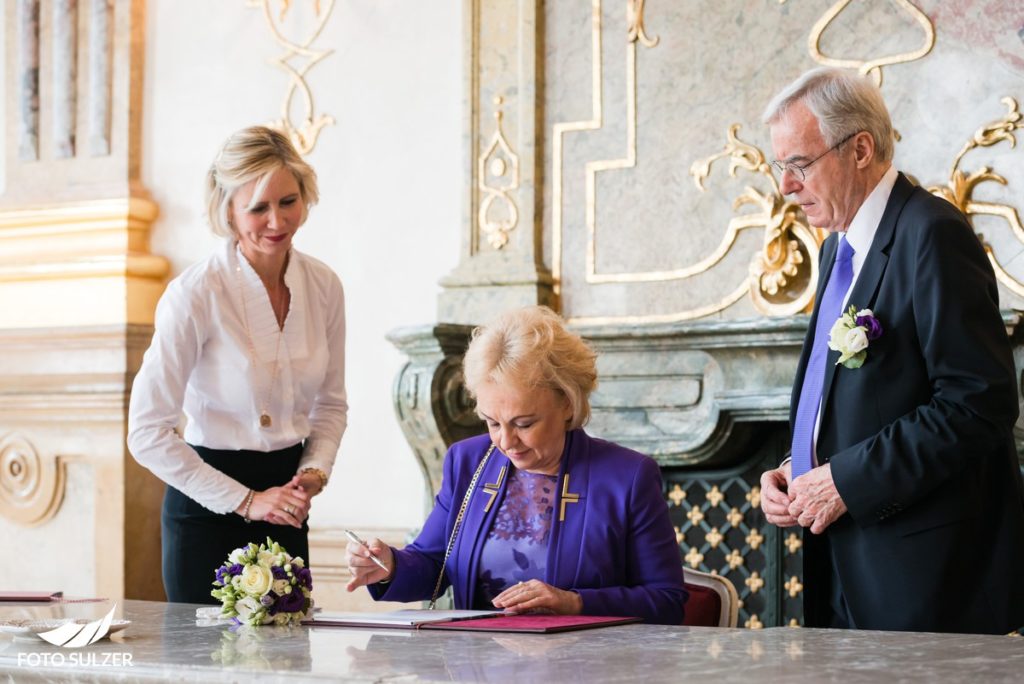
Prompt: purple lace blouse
<box><xmin>474</xmin><ymin>468</ymin><xmax>557</xmax><ymax>608</ymax></box>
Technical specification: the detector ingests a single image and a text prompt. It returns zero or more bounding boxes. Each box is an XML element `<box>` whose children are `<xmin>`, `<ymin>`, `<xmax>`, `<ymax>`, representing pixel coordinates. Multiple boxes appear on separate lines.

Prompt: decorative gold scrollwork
<box><xmin>780</xmin><ymin>0</ymin><xmax>935</xmax><ymax>86</ymax></box>
<box><xmin>478</xmin><ymin>96</ymin><xmax>521</xmax><ymax>250</ymax></box>
<box><xmin>949</xmin><ymin>97</ymin><xmax>1022</xmax><ymax>178</ymax></box>
<box><xmin>0</xmin><ymin>433</ymin><xmax>65</xmax><ymax>526</ymax></box>
<box><xmin>247</xmin><ymin>0</ymin><xmax>336</xmax><ymax>155</ymax></box>
<box><xmin>626</xmin><ymin>0</ymin><xmax>659</xmax><ymax>48</ymax></box>
<box><xmin>690</xmin><ymin>124</ymin><xmax>825</xmax><ymax>316</ymax></box>
<box><xmin>926</xmin><ymin>97</ymin><xmax>1024</xmax><ymax>297</ymax></box>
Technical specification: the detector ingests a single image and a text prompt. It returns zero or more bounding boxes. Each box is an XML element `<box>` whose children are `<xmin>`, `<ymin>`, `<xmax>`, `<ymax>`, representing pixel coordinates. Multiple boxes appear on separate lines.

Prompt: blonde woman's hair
<box><xmin>205</xmin><ymin>126</ymin><xmax>319</xmax><ymax>237</ymax></box>
<box><xmin>462</xmin><ymin>306</ymin><xmax>598</xmax><ymax>430</ymax></box>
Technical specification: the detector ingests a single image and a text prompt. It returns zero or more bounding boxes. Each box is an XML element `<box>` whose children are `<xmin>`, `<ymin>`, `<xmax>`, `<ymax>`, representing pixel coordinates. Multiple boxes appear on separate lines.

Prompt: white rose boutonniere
<box><xmin>827</xmin><ymin>305</ymin><xmax>883</xmax><ymax>369</ymax></box>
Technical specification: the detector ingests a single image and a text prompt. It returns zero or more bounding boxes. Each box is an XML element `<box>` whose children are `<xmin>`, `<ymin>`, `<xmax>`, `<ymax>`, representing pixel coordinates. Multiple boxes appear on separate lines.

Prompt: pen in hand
<box><xmin>344</xmin><ymin>529</ymin><xmax>390</xmax><ymax>573</ymax></box>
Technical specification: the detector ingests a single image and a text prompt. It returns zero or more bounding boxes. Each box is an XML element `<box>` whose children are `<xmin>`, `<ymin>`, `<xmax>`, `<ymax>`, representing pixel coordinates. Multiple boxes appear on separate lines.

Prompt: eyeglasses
<box><xmin>770</xmin><ymin>132</ymin><xmax>857</xmax><ymax>181</ymax></box>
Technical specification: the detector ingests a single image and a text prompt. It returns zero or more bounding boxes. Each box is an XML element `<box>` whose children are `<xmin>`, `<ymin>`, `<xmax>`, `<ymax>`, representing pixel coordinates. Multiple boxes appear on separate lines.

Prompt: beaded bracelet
<box><xmin>241</xmin><ymin>489</ymin><xmax>255</xmax><ymax>523</ymax></box>
<box><xmin>299</xmin><ymin>467</ymin><xmax>328</xmax><ymax>490</ymax></box>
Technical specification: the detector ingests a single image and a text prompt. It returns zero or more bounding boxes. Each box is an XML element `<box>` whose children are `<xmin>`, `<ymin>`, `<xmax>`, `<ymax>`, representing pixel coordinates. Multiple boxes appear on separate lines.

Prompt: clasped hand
<box><xmin>247</xmin><ymin>473</ymin><xmax>322</xmax><ymax>528</ymax></box>
<box><xmin>760</xmin><ymin>462</ymin><xmax>847</xmax><ymax>534</ymax></box>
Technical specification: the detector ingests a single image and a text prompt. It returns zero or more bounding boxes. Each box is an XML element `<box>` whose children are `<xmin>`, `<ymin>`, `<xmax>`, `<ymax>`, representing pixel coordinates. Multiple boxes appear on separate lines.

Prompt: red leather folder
<box><xmin>0</xmin><ymin>591</ymin><xmax>62</xmax><ymax>602</ymax></box>
<box><xmin>421</xmin><ymin>614</ymin><xmax>641</xmax><ymax>633</ymax></box>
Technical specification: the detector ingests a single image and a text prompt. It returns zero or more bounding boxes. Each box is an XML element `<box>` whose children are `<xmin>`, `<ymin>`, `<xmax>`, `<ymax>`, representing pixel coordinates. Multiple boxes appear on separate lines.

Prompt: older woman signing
<box><xmin>346</xmin><ymin>306</ymin><xmax>686</xmax><ymax>624</ymax></box>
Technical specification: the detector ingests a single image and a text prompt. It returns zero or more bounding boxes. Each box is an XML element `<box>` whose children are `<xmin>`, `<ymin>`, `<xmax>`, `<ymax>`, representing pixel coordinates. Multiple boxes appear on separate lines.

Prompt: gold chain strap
<box><xmin>428</xmin><ymin>444</ymin><xmax>496</xmax><ymax>610</ymax></box>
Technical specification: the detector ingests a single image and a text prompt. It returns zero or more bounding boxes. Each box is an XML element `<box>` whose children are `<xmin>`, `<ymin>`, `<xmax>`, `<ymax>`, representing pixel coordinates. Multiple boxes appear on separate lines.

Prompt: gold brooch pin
<box><xmin>481</xmin><ymin>465</ymin><xmax>507</xmax><ymax>513</ymax></box>
<box><xmin>559</xmin><ymin>474</ymin><xmax>580</xmax><ymax>521</ymax></box>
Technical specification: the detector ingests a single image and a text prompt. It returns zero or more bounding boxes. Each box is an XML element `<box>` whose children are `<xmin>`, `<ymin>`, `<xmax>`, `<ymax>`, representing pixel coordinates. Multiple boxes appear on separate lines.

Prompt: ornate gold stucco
<box><xmin>780</xmin><ymin>0</ymin><xmax>935</xmax><ymax>86</ymax></box>
<box><xmin>478</xmin><ymin>96</ymin><xmax>521</xmax><ymax>250</ymax></box>
<box><xmin>691</xmin><ymin>125</ymin><xmax>825</xmax><ymax>316</ymax></box>
<box><xmin>927</xmin><ymin>97</ymin><xmax>1024</xmax><ymax>297</ymax></box>
<box><xmin>247</xmin><ymin>0</ymin><xmax>335</xmax><ymax>155</ymax></box>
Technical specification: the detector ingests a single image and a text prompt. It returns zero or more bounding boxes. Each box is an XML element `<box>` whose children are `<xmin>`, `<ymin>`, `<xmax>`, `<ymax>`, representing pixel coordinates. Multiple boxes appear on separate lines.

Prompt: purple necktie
<box><xmin>790</xmin><ymin>237</ymin><xmax>855</xmax><ymax>479</ymax></box>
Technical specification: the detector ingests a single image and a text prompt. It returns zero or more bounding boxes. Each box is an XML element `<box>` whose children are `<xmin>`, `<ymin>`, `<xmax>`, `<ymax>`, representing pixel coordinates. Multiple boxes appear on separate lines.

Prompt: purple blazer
<box><xmin>370</xmin><ymin>429</ymin><xmax>687</xmax><ymax>625</ymax></box>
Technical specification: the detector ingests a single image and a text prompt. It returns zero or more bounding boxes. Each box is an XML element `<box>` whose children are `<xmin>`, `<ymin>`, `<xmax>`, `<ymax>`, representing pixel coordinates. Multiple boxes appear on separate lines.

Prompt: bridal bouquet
<box><xmin>211</xmin><ymin>538</ymin><xmax>313</xmax><ymax>627</ymax></box>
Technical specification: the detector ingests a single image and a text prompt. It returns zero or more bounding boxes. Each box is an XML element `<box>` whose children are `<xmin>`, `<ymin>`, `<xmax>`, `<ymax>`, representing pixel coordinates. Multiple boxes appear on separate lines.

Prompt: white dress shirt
<box><xmin>810</xmin><ymin>163</ymin><xmax>898</xmax><ymax>462</ymax></box>
<box><xmin>127</xmin><ymin>240</ymin><xmax>348</xmax><ymax>513</ymax></box>
<box><xmin>839</xmin><ymin>164</ymin><xmax>898</xmax><ymax>310</ymax></box>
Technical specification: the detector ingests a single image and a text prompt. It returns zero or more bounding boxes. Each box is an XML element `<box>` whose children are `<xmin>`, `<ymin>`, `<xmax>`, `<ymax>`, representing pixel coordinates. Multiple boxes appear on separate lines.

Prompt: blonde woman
<box><xmin>128</xmin><ymin>126</ymin><xmax>347</xmax><ymax>603</ymax></box>
<box><xmin>346</xmin><ymin>306</ymin><xmax>686</xmax><ymax>624</ymax></box>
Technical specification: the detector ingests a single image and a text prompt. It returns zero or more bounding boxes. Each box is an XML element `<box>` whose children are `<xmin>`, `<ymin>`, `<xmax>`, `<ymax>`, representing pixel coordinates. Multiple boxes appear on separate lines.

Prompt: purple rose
<box><xmin>214</xmin><ymin>562</ymin><xmax>244</xmax><ymax>586</ymax></box>
<box><xmin>275</xmin><ymin>588</ymin><xmax>306</xmax><ymax>614</ymax></box>
<box><xmin>295</xmin><ymin>567</ymin><xmax>313</xmax><ymax>590</ymax></box>
<box><xmin>214</xmin><ymin>567</ymin><xmax>228</xmax><ymax>586</ymax></box>
<box><xmin>855</xmin><ymin>314</ymin><xmax>883</xmax><ymax>340</ymax></box>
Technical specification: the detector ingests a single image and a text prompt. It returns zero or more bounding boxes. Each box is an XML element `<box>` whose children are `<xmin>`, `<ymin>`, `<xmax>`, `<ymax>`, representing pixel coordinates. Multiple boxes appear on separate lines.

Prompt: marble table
<box><xmin>0</xmin><ymin>600</ymin><xmax>1021</xmax><ymax>682</ymax></box>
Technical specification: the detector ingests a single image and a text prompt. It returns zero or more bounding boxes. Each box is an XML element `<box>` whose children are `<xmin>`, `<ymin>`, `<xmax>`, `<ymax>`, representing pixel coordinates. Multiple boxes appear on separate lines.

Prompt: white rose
<box><xmin>234</xmin><ymin>596</ymin><xmax>261</xmax><ymax>622</ymax></box>
<box><xmin>272</xmin><ymin>579</ymin><xmax>291</xmax><ymax>596</ymax></box>
<box><xmin>239</xmin><ymin>564</ymin><xmax>273</xmax><ymax>597</ymax></box>
<box><xmin>257</xmin><ymin>551</ymin><xmax>276</xmax><ymax>569</ymax></box>
<box><xmin>827</xmin><ymin>318</ymin><xmax>848</xmax><ymax>351</ymax></box>
<box><xmin>844</xmin><ymin>327</ymin><xmax>869</xmax><ymax>353</ymax></box>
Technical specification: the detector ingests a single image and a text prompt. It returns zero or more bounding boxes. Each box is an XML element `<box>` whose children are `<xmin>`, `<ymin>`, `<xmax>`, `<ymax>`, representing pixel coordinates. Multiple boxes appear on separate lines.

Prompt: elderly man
<box><xmin>759</xmin><ymin>67</ymin><xmax>1024</xmax><ymax>633</ymax></box>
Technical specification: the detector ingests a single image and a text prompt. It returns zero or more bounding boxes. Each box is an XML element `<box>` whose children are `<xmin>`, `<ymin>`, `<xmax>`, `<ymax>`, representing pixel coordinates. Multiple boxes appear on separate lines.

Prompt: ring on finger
<box><xmin>285</xmin><ymin>505</ymin><xmax>294</xmax><ymax>515</ymax></box>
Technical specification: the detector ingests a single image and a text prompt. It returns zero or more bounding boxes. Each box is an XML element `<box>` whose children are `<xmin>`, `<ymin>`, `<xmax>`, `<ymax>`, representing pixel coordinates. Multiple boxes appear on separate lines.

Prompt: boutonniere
<box><xmin>827</xmin><ymin>305</ymin><xmax>883</xmax><ymax>369</ymax></box>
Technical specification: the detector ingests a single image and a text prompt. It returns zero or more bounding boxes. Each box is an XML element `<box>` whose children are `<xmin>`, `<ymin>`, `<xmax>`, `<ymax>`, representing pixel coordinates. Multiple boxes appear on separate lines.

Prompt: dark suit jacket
<box><xmin>791</xmin><ymin>172</ymin><xmax>1024</xmax><ymax>633</ymax></box>
<box><xmin>370</xmin><ymin>430</ymin><xmax>687</xmax><ymax>625</ymax></box>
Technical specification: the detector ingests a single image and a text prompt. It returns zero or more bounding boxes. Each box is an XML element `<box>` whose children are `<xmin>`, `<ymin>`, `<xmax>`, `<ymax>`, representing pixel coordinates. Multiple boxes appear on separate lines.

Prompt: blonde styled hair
<box><xmin>205</xmin><ymin>126</ymin><xmax>319</xmax><ymax>237</ymax></box>
<box><xmin>462</xmin><ymin>306</ymin><xmax>598</xmax><ymax>430</ymax></box>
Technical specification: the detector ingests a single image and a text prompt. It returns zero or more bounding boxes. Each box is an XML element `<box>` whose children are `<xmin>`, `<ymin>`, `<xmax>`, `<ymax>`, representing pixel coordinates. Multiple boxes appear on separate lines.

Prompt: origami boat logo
<box><xmin>37</xmin><ymin>605</ymin><xmax>117</xmax><ymax>648</ymax></box>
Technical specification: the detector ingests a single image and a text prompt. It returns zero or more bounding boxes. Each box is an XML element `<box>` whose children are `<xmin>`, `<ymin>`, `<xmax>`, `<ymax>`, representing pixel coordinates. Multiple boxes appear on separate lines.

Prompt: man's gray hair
<box><xmin>762</xmin><ymin>67</ymin><xmax>895</xmax><ymax>163</ymax></box>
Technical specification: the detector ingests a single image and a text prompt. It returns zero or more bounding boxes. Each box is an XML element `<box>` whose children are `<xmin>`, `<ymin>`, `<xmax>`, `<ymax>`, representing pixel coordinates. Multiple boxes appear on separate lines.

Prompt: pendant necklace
<box><xmin>235</xmin><ymin>252</ymin><xmax>286</xmax><ymax>430</ymax></box>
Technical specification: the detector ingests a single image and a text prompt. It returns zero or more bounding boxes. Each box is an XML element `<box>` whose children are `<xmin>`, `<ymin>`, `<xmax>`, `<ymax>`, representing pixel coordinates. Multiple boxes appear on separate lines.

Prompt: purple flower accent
<box><xmin>260</xmin><ymin>593</ymin><xmax>276</xmax><ymax>607</ymax></box>
<box><xmin>276</xmin><ymin>588</ymin><xmax>306</xmax><ymax>613</ymax></box>
<box><xmin>271</xmin><ymin>566</ymin><xmax>288</xmax><ymax>580</ymax></box>
<box><xmin>295</xmin><ymin>567</ymin><xmax>313</xmax><ymax>590</ymax></box>
<box><xmin>214</xmin><ymin>563</ymin><xmax>244</xmax><ymax>586</ymax></box>
<box><xmin>855</xmin><ymin>313</ymin><xmax>883</xmax><ymax>340</ymax></box>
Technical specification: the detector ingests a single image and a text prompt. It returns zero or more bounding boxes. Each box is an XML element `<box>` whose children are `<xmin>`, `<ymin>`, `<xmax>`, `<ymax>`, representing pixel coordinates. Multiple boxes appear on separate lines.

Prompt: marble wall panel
<box><xmin>532</xmin><ymin>0</ymin><xmax>1024</xmax><ymax>323</ymax></box>
<box><xmin>1</xmin><ymin>460</ymin><xmax>94</xmax><ymax>596</ymax></box>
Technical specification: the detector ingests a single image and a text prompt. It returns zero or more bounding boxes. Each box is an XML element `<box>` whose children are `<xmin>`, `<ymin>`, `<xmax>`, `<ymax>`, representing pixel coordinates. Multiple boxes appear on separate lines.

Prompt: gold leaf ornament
<box><xmin>780</xmin><ymin>0</ymin><xmax>935</xmax><ymax>87</ymax></box>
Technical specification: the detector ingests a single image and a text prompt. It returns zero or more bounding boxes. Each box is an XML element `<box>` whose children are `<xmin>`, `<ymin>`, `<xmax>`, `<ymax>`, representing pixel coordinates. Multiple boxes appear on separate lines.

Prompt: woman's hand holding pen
<box><xmin>345</xmin><ymin>535</ymin><xmax>394</xmax><ymax>591</ymax></box>
<box><xmin>491</xmin><ymin>579</ymin><xmax>583</xmax><ymax>616</ymax></box>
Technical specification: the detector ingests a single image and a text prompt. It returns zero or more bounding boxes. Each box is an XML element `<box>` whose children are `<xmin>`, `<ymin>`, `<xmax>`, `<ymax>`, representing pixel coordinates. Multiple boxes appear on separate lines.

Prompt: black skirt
<box><xmin>161</xmin><ymin>443</ymin><xmax>310</xmax><ymax>604</ymax></box>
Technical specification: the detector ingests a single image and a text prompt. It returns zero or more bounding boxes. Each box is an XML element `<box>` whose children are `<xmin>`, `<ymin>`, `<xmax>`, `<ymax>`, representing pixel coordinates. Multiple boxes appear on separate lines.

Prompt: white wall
<box><xmin>142</xmin><ymin>1</ymin><xmax>463</xmax><ymax>528</ymax></box>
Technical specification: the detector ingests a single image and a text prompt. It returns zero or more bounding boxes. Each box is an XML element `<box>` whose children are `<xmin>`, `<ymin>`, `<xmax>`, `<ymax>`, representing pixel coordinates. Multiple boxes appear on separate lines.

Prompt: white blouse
<box><xmin>127</xmin><ymin>240</ymin><xmax>348</xmax><ymax>514</ymax></box>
